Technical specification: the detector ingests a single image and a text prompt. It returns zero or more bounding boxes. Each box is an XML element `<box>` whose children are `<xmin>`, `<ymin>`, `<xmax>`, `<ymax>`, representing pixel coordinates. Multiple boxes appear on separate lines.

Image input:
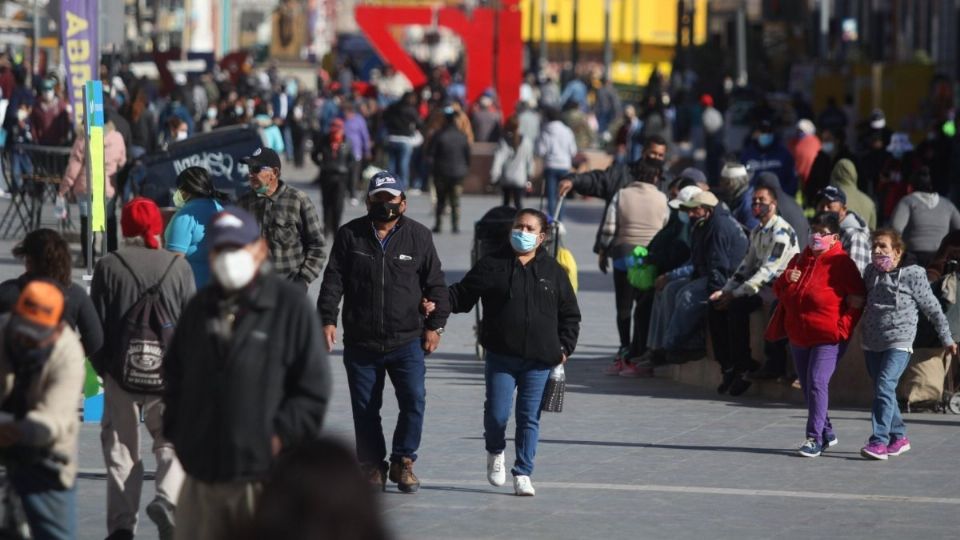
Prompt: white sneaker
<box><xmin>487</xmin><ymin>452</ymin><xmax>506</xmax><ymax>486</ymax></box>
<box><xmin>513</xmin><ymin>475</ymin><xmax>535</xmax><ymax>496</ymax></box>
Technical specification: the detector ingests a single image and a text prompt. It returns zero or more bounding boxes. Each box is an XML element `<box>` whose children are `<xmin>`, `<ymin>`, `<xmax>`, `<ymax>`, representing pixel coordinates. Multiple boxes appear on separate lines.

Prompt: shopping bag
<box><xmin>898</xmin><ymin>348</ymin><xmax>947</xmax><ymax>405</ymax></box>
<box><xmin>624</xmin><ymin>246</ymin><xmax>655</xmax><ymax>290</ymax></box>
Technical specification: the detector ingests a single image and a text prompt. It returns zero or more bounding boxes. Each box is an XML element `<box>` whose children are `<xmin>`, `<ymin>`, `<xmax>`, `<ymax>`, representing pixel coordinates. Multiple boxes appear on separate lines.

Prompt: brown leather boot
<box><xmin>363</xmin><ymin>462</ymin><xmax>387</xmax><ymax>492</ymax></box>
<box><xmin>388</xmin><ymin>457</ymin><xmax>420</xmax><ymax>493</ymax></box>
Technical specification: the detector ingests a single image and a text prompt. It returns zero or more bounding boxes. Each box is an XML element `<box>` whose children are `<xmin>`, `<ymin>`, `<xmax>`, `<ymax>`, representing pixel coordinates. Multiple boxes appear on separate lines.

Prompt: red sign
<box><xmin>356</xmin><ymin>0</ymin><xmax>522</xmax><ymax>119</ymax></box>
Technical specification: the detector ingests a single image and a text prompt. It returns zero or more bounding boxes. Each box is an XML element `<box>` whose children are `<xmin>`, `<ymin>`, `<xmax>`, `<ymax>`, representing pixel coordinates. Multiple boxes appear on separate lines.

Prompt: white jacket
<box><xmin>536</xmin><ymin>120</ymin><xmax>578</xmax><ymax>170</ymax></box>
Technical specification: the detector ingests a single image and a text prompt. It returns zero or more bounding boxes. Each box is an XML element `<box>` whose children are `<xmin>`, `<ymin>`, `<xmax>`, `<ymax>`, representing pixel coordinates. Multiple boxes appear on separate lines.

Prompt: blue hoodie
<box><xmin>741</xmin><ymin>137</ymin><xmax>798</xmax><ymax>196</ymax></box>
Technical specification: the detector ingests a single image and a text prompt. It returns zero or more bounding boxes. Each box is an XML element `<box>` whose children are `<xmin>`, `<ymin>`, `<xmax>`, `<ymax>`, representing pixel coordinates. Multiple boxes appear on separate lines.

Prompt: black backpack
<box><xmin>114</xmin><ymin>254</ymin><xmax>179</xmax><ymax>394</ymax></box>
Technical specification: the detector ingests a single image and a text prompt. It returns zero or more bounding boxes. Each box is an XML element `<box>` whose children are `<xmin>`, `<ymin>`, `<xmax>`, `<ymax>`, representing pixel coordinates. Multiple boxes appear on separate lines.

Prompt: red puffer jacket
<box><xmin>773</xmin><ymin>241</ymin><xmax>866</xmax><ymax>348</ymax></box>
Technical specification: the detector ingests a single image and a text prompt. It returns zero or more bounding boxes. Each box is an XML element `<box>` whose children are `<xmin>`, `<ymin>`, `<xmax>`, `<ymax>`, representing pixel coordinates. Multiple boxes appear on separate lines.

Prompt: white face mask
<box><xmin>16</xmin><ymin>109</ymin><xmax>28</xmax><ymax>121</ymax></box>
<box><xmin>206</xmin><ymin>107</ymin><xmax>217</xmax><ymax>120</ymax></box>
<box><xmin>211</xmin><ymin>248</ymin><xmax>258</xmax><ymax>291</ymax></box>
<box><xmin>175</xmin><ymin>130</ymin><xmax>188</xmax><ymax>141</ymax></box>
<box><xmin>43</xmin><ymin>90</ymin><xmax>55</xmax><ymax>101</ymax></box>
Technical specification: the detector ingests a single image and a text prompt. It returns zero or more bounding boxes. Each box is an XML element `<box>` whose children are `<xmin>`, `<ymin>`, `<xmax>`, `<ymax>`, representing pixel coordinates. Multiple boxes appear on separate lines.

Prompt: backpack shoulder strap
<box><xmin>147</xmin><ymin>256</ymin><xmax>180</xmax><ymax>294</ymax></box>
<box><xmin>113</xmin><ymin>253</ymin><xmax>145</xmax><ymax>293</ymax></box>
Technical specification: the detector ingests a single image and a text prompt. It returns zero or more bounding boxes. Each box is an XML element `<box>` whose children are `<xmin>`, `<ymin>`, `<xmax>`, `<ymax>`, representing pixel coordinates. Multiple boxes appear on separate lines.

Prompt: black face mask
<box><xmin>751</xmin><ymin>203</ymin><xmax>771</xmax><ymax>219</ymax></box>
<box><xmin>368</xmin><ymin>201</ymin><xmax>402</xmax><ymax>223</ymax></box>
<box><xmin>644</xmin><ymin>156</ymin><xmax>665</xmax><ymax>171</ymax></box>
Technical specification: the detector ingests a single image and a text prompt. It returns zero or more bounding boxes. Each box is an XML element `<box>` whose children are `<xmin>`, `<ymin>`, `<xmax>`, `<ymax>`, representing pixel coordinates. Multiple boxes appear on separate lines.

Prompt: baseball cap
<box><xmin>680</xmin><ymin>190</ymin><xmax>719</xmax><ymax>209</ymax></box>
<box><xmin>367</xmin><ymin>171</ymin><xmax>404</xmax><ymax>198</ymax></box>
<box><xmin>41</xmin><ymin>79</ymin><xmax>54</xmax><ymax>91</ymax></box>
<box><xmin>797</xmin><ymin>119</ymin><xmax>816</xmax><ymax>136</ymax></box>
<box><xmin>241</xmin><ymin>147</ymin><xmax>282</xmax><ymax>172</ymax></box>
<box><xmin>669</xmin><ymin>185</ymin><xmax>704</xmax><ymax>209</ymax></box>
<box><xmin>678</xmin><ymin>167</ymin><xmax>707</xmax><ymax>185</ymax></box>
<box><xmin>817</xmin><ymin>185</ymin><xmax>847</xmax><ymax>205</ymax></box>
<box><xmin>207</xmin><ymin>207</ymin><xmax>261</xmax><ymax>249</ymax></box>
<box><xmin>9</xmin><ymin>280</ymin><xmax>64</xmax><ymax>341</ymax></box>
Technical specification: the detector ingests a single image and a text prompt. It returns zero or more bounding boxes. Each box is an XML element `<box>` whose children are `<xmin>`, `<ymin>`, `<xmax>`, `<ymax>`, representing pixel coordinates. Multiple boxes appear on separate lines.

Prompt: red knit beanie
<box><xmin>121</xmin><ymin>197</ymin><xmax>162</xmax><ymax>249</ymax></box>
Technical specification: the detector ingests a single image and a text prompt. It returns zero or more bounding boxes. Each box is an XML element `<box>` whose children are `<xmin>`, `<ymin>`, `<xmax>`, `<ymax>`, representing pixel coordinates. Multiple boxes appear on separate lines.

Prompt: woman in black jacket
<box><xmin>0</xmin><ymin>229</ymin><xmax>103</xmax><ymax>357</ymax></box>
<box><xmin>447</xmin><ymin>209</ymin><xmax>580</xmax><ymax>497</ymax></box>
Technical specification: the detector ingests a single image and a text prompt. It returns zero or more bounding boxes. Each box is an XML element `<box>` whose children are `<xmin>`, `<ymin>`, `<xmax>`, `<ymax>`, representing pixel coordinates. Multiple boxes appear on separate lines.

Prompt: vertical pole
<box><xmin>528</xmin><ymin>0</ymin><xmax>536</xmax><ymax>66</ymax></box>
<box><xmin>32</xmin><ymin>0</ymin><xmax>40</xmax><ymax>83</ymax></box>
<box><xmin>539</xmin><ymin>0</ymin><xmax>547</xmax><ymax>65</ymax></box>
<box><xmin>820</xmin><ymin>0</ymin><xmax>831</xmax><ymax>60</ymax></box>
<box><xmin>736</xmin><ymin>0</ymin><xmax>748</xmax><ymax>87</ymax></box>
<box><xmin>603</xmin><ymin>0</ymin><xmax>612</xmax><ymax>78</ymax></box>
<box><xmin>571</xmin><ymin>0</ymin><xmax>579</xmax><ymax>68</ymax></box>
<box><xmin>633</xmin><ymin>0</ymin><xmax>640</xmax><ymax>86</ymax></box>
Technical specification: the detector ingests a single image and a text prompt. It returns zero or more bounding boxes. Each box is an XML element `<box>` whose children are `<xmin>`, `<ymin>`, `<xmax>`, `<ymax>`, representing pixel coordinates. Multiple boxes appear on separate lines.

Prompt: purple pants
<box><xmin>790</xmin><ymin>342</ymin><xmax>847</xmax><ymax>443</ymax></box>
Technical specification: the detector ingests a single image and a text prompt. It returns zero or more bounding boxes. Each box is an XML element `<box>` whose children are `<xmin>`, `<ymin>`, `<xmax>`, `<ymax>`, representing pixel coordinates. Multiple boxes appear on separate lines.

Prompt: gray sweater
<box><xmin>891</xmin><ymin>193</ymin><xmax>960</xmax><ymax>254</ymax></box>
<box><xmin>861</xmin><ymin>264</ymin><xmax>954</xmax><ymax>351</ymax></box>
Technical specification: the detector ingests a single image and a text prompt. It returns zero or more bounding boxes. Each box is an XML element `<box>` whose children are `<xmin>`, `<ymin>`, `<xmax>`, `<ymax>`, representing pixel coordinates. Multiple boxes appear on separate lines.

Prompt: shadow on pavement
<box><xmin>419</xmin><ymin>485</ymin><xmax>513</xmax><ymax>496</ymax></box>
<box><xmin>479</xmin><ymin>437</ymin><xmax>797</xmax><ymax>457</ymax></box>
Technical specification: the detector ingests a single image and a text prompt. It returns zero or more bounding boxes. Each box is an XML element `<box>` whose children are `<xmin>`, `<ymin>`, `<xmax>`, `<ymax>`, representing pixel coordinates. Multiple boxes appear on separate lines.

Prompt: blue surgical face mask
<box><xmin>510</xmin><ymin>230</ymin><xmax>539</xmax><ymax>253</ymax></box>
<box><xmin>821</xmin><ymin>142</ymin><xmax>835</xmax><ymax>155</ymax></box>
<box><xmin>758</xmin><ymin>133</ymin><xmax>774</xmax><ymax>148</ymax></box>
<box><xmin>677</xmin><ymin>211</ymin><xmax>690</xmax><ymax>224</ymax></box>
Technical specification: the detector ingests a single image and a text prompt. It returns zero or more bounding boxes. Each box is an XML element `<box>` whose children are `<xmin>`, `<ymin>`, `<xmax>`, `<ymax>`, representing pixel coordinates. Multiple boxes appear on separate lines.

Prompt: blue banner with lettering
<box><xmin>61</xmin><ymin>0</ymin><xmax>100</xmax><ymax>127</ymax></box>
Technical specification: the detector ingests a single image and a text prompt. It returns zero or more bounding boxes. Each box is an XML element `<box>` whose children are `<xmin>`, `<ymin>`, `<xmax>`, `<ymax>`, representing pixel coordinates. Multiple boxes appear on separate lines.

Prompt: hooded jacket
<box><xmin>448</xmin><ymin>247</ymin><xmax>581</xmax><ymax>366</ymax></box>
<box><xmin>773</xmin><ymin>241</ymin><xmax>866</xmax><ymax>347</ymax></box>
<box><xmin>861</xmin><ymin>263</ymin><xmax>954</xmax><ymax>351</ymax></box>
<box><xmin>536</xmin><ymin>120</ymin><xmax>578</xmax><ymax>170</ymax></box>
<box><xmin>740</xmin><ymin>137</ymin><xmax>798</xmax><ymax>196</ymax></box>
<box><xmin>830</xmin><ymin>159</ymin><xmax>877</xmax><ymax>230</ymax></box>
<box><xmin>690</xmin><ymin>205</ymin><xmax>749</xmax><ymax>293</ymax></box>
<box><xmin>755</xmin><ymin>171</ymin><xmax>810</xmax><ymax>249</ymax></box>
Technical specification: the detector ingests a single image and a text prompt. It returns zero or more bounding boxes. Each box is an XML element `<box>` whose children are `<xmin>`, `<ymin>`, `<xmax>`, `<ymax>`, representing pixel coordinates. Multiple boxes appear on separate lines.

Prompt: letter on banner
<box><xmin>85</xmin><ymin>81</ymin><xmax>106</xmax><ymax>232</ymax></box>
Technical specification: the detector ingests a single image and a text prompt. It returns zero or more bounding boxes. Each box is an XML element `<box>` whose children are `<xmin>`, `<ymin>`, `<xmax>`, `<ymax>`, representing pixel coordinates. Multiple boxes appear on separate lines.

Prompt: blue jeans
<box><xmin>10</xmin><ymin>152</ymin><xmax>33</xmax><ymax>194</ymax></box>
<box><xmin>484</xmin><ymin>351</ymin><xmax>552</xmax><ymax>477</ymax></box>
<box><xmin>648</xmin><ymin>276</ymin><xmax>708</xmax><ymax>351</ymax></box>
<box><xmin>543</xmin><ymin>168</ymin><xmax>568</xmax><ymax>220</ymax></box>
<box><xmin>8</xmin><ymin>464</ymin><xmax>76</xmax><ymax>540</ymax></box>
<box><xmin>864</xmin><ymin>349</ymin><xmax>911</xmax><ymax>445</ymax></box>
<box><xmin>343</xmin><ymin>339</ymin><xmax>426</xmax><ymax>466</ymax></box>
<box><xmin>386</xmin><ymin>140</ymin><xmax>414</xmax><ymax>190</ymax></box>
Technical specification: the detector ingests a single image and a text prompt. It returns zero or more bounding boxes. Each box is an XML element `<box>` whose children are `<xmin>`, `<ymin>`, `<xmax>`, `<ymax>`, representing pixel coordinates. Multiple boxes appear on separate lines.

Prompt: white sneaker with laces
<box><xmin>513</xmin><ymin>475</ymin><xmax>535</xmax><ymax>496</ymax></box>
<box><xmin>487</xmin><ymin>452</ymin><xmax>506</xmax><ymax>486</ymax></box>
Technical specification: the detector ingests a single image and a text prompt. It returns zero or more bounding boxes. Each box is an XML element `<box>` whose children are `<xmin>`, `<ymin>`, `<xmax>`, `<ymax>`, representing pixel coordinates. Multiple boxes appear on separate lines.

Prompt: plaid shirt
<box><xmin>238</xmin><ymin>181</ymin><xmax>326</xmax><ymax>284</ymax></box>
<box><xmin>840</xmin><ymin>211</ymin><xmax>872</xmax><ymax>276</ymax></box>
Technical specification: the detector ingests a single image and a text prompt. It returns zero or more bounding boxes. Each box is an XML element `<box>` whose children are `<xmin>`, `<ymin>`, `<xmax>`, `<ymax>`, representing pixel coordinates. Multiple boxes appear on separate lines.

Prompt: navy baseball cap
<box><xmin>817</xmin><ymin>185</ymin><xmax>847</xmax><ymax>205</ymax></box>
<box><xmin>368</xmin><ymin>171</ymin><xmax>404</xmax><ymax>198</ymax></box>
<box><xmin>207</xmin><ymin>207</ymin><xmax>261</xmax><ymax>249</ymax></box>
<box><xmin>241</xmin><ymin>147</ymin><xmax>282</xmax><ymax>171</ymax></box>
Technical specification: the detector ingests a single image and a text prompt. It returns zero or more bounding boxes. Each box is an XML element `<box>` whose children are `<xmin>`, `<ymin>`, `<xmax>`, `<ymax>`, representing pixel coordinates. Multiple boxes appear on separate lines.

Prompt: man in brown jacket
<box><xmin>0</xmin><ymin>280</ymin><xmax>85</xmax><ymax>540</ymax></box>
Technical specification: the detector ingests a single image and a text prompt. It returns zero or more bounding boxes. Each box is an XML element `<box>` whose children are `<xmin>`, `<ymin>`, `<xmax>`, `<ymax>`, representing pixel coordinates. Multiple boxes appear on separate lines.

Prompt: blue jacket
<box><xmin>729</xmin><ymin>186</ymin><xmax>760</xmax><ymax>231</ymax></box>
<box><xmin>691</xmin><ymin>205</ymin><xmax>750</xmax><ymax>293</ymax></box>
<box><xmin>741</xmin><ymin>139</ymin><xmax>798</xmax><ymax>196</ymax></box>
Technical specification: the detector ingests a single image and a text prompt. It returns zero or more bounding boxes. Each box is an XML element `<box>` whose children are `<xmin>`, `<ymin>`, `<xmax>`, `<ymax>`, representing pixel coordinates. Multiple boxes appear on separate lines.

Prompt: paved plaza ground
<box><xmin>1</xmin><ymin>164</ymin><xmax>958</xmax><ymax>539</ymax></box>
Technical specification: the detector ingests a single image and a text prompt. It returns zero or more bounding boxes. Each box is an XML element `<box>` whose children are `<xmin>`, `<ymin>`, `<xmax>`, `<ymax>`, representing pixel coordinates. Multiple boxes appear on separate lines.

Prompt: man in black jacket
<box><xmin>163</xmin><ymin>207</ymin><xmax>331</xmax><ymax>539</ymax></box>
<box><xmin>318</xmin><ymin>170</ymin><xmax>450</xmax><ymax>494</ymax></box>
<box><xmin>426</xmin><ymin>107</ymin><xmax>470</xmax><ymax>234</ymax></box>
<box><xmin>556</xmin><ymin>135</ymin><xmax>667</xmax><ymax>254</ymax></box>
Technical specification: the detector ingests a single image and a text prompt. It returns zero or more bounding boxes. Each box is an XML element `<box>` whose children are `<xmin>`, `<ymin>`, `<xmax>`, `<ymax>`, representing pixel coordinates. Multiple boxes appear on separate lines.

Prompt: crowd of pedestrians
<box><xmin>2</xmin><ymin>50</ymin><xmax>960</xmax><ymax>539</ymax></box>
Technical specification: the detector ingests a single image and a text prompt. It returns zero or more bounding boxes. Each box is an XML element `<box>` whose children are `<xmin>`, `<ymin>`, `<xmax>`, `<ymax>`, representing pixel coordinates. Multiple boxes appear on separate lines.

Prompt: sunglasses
<box><xmin>249</xmin><ymin>165</ymin><xmax>266</xmax><ymax>174</ymax></box>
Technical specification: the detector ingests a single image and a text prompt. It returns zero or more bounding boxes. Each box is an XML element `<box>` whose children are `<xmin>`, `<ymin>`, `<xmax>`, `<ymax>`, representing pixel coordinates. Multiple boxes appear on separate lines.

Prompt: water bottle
<box><xmin>541</xmin><ymin>364</ymin><xmax>566</xmax><ymax>413</ymax></box>
<box><xmin>54</xmin><ymin>195</ymin><xmax>67</xmax><ymax>221</ymax></box>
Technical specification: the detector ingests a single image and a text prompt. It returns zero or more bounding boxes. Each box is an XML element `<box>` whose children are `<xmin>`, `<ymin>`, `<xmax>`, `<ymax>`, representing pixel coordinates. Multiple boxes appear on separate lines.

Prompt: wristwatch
<box><xmin>434</xmin><ymin>327</ymin><xmax>445</xmax><ymax>335</ymax></box>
